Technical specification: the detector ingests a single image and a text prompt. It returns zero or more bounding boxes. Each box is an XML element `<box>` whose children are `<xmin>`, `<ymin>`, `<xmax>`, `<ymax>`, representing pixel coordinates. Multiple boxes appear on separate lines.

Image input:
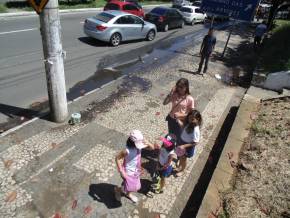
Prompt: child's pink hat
<box><xmin>129</xmin><ymin>130</ymin><xmax>145</xmax><ymax>149</ymax></box>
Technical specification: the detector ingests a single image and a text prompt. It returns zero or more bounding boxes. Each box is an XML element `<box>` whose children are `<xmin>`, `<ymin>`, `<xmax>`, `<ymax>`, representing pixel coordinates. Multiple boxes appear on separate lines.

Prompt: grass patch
<box><xmin>1</xmin><ymin>0</ymin><xmax>169</xmax><ymax>12</ymax></box>
<box><xmin>260</xmin><ymin>19</ymin><xmax>290</xmax><ymax>74</ymax></box>
<box><xmin>59</xmin><ymin>0</ymin><xmax>106</xmax><ymax>9</ymax></box>
<box><xmin>0</xmin><ymin>3</ymin><xmax>8</xmax><ymax>12</ymax></box>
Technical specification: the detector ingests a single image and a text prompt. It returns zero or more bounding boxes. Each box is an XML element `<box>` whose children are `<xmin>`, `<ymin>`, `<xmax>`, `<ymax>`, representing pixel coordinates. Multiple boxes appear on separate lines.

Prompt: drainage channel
<box><xmin>180</xmin><ymin>106</ymin><xmax>239</xmax><ymax>218</ymax></box>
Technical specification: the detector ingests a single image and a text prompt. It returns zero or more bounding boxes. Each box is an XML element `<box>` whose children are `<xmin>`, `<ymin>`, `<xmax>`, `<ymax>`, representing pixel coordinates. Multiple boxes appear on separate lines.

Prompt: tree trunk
<box><xmin>267</xmin><ymin>0</ymin><xmax>282</xmax><ymax>28</ymax></box>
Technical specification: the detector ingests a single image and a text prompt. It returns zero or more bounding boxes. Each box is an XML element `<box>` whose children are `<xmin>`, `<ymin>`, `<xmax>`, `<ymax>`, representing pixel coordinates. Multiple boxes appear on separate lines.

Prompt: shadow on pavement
<box><xmin>0</xmin><ymin>103</ymin><xmax>38</xmax><ymax>119</ymax></box>
<box><xmin>0</xmin><ymin>103</ymin><xmax>50</xmax><ymax>133</ymax></box>
<box><xmin>179</xmin><ymin>69</ymin><xmax>201</xmax><ymax>75</ymax></box>
<box><xmin>89</xmin><ymin>183</ymin><xmax>122</xmax><ymax>209</ymax></box>
<box><xmin>78</xmin><ymin>37</ymin><xmax>109</xmax><ymax>47</ymax></box>
<box><xmin>138</xmin><ymin>179</ymin><xmax>154</xmax><ymax>197</ymax></box>
<box><xmin>211</xmin><ymin>24</ymin><xmax>258</xmax><ymax>88</ymax></box>
<box><xmin>78</xmin><ymin>37</ymin><xmax>146</xmax><ymax>47</ymax></box>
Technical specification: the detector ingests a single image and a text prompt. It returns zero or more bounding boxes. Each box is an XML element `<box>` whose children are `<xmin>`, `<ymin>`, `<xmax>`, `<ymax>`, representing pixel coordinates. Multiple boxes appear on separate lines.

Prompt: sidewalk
<box><xmin>0</xmin><ymin>24</ymin><xmax>249</xmax><ymax>218</ymax></box>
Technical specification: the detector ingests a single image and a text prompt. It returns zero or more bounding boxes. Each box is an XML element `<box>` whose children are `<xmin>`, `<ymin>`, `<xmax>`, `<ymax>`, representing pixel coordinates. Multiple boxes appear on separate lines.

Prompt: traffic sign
<box><xmin>27</xmin><ymin>0</ymin><xmax>49</xmax><ymax>14</ymax></box>
<box><xmin>201</xmin><ymin>0</ymin><xmax>261</xmax><ymax>21</ymax></box>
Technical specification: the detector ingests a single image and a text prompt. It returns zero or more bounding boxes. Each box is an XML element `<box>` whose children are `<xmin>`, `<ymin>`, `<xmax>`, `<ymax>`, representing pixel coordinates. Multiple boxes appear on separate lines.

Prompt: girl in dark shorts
<box><xmin>175</xmin><ymin>110</ymin><xmax>202</xmax><ymax>177</ymax></box>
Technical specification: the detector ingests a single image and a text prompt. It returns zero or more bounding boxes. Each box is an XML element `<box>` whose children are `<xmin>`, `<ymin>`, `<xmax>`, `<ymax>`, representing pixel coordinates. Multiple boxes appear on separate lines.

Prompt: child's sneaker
<box><xmin>153</xmin><ymin>186</ymin><xmax>163</xmax><ymax>194</ymax></box>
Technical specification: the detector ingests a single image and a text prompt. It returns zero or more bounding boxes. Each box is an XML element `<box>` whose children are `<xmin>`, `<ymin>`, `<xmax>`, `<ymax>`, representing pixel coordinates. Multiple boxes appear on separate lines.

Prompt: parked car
<box><xmin>145</xmin><ymin>7</ymin><xmax>185</xmax><ymax>32</ymax></box>
<box><xmin>191</xmin><ymin>0</ymin><xmax>202</xmax><ymax>7</ymax></box>
<box><xmin>83</xmin><ymin>11</ymin><xmax>157</xmax><ymax>46</ymax></box>
<box><xmin>179</xmin><ymin>6</ymin><xmax>206</xmax><ymax>25</ymax></box>
<box><xmin>107</xmin><ymin>0</ymin><xmax>143</xmax><ymax>10</ymax></box>
<box><xmin>172</xmin><ymin>0</ymin><xmax>192</xmax><ymax>9</ymax></box>
<box><xmin>104</xmin><ymin>1</ymin><xmax>145</xmax><ymax>17</ymax></box>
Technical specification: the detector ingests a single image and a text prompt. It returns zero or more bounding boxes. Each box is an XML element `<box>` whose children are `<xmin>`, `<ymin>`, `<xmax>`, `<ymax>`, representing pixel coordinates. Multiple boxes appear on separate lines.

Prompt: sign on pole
<box><xmin>27</xmin><ymin>0</ymin><xmax>49</xmax><ymax>14</ymax></box>
<box><xmin>201</xmin><ymin>0</ymin><xmax>260</xmax><ymax>21</ymax></box>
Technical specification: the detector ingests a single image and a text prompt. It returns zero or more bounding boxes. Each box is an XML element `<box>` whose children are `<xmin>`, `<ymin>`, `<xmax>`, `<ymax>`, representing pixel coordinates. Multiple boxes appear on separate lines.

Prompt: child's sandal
<box><xmin>127</xmin><ymin>194</ymin><xmax>138</xmax><ymax>204</ymax></box>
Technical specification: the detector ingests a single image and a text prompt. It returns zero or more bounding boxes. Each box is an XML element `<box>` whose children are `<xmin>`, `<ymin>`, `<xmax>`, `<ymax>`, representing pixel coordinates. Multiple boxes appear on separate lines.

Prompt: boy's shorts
<box><xmin>158</xmin><ymin>164</ymin><xmax>173</xmax><ymax>178</ymax></box>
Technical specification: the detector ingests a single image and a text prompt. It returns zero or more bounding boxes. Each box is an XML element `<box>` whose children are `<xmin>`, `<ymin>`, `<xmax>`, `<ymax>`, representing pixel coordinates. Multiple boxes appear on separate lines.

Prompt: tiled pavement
<box><xmin>0</xmin><ymin>26</ymin><xmax>248</xmax><ymax>218</ymax></box>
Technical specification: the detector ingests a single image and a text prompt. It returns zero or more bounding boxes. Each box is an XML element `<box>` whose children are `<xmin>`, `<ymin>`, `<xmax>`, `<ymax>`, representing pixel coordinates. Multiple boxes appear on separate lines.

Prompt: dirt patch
<box><xmin>221</xmin><ymin>97</ymin><xmax>290</xmax><ymax>218</ymax></box>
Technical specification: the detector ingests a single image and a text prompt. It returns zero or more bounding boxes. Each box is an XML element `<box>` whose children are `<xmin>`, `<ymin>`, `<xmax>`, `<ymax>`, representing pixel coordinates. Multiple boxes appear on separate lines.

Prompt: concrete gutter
<box><xmin>0</xmin><ymin>4</ymin><xmax>170</xmax><ymax>18</ymax></box>
<box><xmin>196</xmin><ymin>86</ymin><xmax>281</xmax><ymax>218</ymax></box>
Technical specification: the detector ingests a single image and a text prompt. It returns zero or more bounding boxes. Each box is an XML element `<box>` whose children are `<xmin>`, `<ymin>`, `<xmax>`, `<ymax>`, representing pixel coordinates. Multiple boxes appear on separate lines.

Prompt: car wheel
<box><xmin>180</xmin><ymin>20</ymin><xmax>184</xmax><ymax>28</ymax></box>
<box><xmin>191</xmin><ymin>19</ymin><xmax>195</xmax><ymax>26</ymax></box>
<box><xmin>164</xmin><ymin>24</ymin><xmax>169</xmax><ymax>32</ymax></box>
<box><xmin>146</xmin><ymin>29</ymin><xmax>156</xmax><ymax>41</ymax></box>
<box><xmin>110</xmin><ymin>33</ymin><xmax>121</xmax><ymax>46</ymax></box>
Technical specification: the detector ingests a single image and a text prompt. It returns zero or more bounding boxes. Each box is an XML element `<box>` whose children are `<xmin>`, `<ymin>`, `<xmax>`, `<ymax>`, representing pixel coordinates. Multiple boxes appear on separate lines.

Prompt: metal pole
<box><xmin>210</xmin><ymin>16</ymin><xmax>215</xmax><ymax>28</ymax></box>
<box><xmin>39</xmin><ymin>0</ymin><xmax>68</xmax><ymax>122</ymax></box>
<box><xmin>221</xmin><ymin>20</ymin><xmax>235</xmax><ymax>57</ymax></box>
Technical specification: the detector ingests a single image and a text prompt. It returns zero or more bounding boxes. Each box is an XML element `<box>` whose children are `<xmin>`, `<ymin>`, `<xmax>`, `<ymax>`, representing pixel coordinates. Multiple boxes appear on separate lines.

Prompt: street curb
<box><xmin>195</xmin><ymin>86</ymin><xmax>277</xmax><ymax>218</ymax></box>
<box><xmin>0</xmin><ymin>4</ymin><xmax>170</xmax><ymax>18</ymax></box>
<box><xmin>170</xmin><ymin>88</ymin><xmax>245</xmax><ymax>218</ymax></box>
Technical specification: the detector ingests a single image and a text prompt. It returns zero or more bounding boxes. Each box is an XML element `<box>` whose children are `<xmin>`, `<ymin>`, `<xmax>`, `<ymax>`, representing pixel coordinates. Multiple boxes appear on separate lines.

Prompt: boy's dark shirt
<box><xmin>201</xmin><ymin>35</ymin><xmax>216</xmax><ymax>56</ymax></box>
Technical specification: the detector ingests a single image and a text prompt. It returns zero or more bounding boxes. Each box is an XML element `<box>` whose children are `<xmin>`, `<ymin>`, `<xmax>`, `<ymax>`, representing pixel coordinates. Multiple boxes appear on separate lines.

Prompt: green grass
<box><xmin>0</xmin><ymin>0</ymin><xmax>169</xmax><ymax>12</ymax></box>
<box><xmin>0</xmin><ymin>3</ymin><xmax>8</xmax><ymax>12</ymax></box>
<box><xmin>260</xmin><ymin>19</ymin><xmax>290</xmax><ymax>74</ymax></box>
<box><xmin>58</xmin><ymin>0</ymin><xmax>168</xmax><ymax>9</ymax></box>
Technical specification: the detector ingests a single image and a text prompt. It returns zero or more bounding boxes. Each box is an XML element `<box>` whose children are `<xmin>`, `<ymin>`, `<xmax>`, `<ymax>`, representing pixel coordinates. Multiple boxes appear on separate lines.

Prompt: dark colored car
<box><xmin>104</xmin><ymin>1</ymin><xmax>145</xmax><ymax>17</ymax></box>
<box><xmin>145</xmin><ymin>7</ymin><xmax>185</xmax><ymax>32</ymax></box>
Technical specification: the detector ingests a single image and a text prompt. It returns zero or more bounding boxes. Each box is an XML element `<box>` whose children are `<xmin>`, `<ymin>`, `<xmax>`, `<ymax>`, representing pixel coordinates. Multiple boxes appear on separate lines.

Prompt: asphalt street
<box><xmin>0</xmin><ymin>8</ymin><xmax>209</xmax><ymax>123</ymax></box>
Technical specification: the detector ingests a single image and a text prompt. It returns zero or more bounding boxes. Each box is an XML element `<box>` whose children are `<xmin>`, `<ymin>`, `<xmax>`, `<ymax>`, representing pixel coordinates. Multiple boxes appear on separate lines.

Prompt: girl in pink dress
<box><xmin>114</xmin><ymin>130</ymin><xmax>155</xmax><ymax>203</ymax></box>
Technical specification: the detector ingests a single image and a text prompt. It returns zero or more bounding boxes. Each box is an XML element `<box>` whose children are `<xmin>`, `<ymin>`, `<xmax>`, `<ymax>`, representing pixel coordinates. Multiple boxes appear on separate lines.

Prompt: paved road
<box><xmin>0</xmin><ymin>9</ymin><xmax>208</xmax><ymax>122</ymax></box>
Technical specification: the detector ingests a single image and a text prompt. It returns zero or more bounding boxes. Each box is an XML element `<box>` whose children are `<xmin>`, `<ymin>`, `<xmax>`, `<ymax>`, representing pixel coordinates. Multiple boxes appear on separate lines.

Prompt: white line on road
<box><xmin>0</xmin><ymin>28</ymin><xmax>37</xmax><ymax>35</ymax></box>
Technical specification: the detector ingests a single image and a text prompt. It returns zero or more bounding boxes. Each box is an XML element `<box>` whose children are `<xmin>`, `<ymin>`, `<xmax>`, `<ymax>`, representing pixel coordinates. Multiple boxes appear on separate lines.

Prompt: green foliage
<box><xmin>260</xmin><ymin>20</ymin><xmax>290</xmax><ymax>73</ymax></box>
<box><xmin>2</xmin><ymin>0</ymin><xmax>169</xmax><ymax>11</ymax></box>
<box><xmin>0</xmin><ymin>3</ymin><xmax>8</xmax><ymax>13</ymax></box>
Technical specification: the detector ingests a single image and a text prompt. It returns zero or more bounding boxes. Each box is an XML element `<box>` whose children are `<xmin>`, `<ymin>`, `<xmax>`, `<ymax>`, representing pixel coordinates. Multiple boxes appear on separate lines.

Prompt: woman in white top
<box><xmin>176</xmin><ymin>110</ymin><xmax>202</xmax><ymax>177</ymax></box>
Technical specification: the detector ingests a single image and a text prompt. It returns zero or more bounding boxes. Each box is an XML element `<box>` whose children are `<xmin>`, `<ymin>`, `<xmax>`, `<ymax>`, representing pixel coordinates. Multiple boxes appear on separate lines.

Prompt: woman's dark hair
<box><xmin>176</xmin><ymin>78</ymin><xmax>190</xmax><ymax>95</ymax></box>
<box><xmin>185</xmin><ymin>109</ymin><xmax>202</xmax><ymax>134</ymax></box>
<box><xmin>126</xmin><ymin>138</ymin><xmax>136</xmax><ymax>148</ymax></box>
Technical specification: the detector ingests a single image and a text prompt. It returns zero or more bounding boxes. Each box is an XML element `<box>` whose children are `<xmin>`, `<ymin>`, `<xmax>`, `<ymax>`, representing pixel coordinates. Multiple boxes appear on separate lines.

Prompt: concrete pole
<box><xmin>39</xmin><ymin>0</ymin><xmax>68</xmax><ymax>122</ymax></box>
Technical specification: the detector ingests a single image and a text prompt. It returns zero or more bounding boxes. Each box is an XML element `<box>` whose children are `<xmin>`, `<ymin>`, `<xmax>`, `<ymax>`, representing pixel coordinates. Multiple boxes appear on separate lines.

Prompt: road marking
<box><xmin>80</xmin><ymin>21</ymin><xmax>84</xmax><ymax>24</ymax></box>
<box><xmin>0</xmin><ymin>28</ymin><xmax>37</xmax><ymax>35</ymax></box>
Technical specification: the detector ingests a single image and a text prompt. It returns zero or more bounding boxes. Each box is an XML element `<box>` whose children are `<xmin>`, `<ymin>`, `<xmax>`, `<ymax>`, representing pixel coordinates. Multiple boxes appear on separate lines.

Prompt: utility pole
<box><xmin>39</xmin><ymin>0</ymin><xmax>68</xmax><ymax>122</ymax></box>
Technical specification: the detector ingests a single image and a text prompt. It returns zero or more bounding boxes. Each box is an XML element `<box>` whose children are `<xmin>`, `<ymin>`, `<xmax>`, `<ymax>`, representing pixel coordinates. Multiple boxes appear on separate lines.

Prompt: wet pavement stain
<box><xmin>80</xmin><ymin>76</ymin><xmax>152</xmax><ymax>123</ymax></box>
<box><xmin>0</xmin><ymin>22</ymin><xmax>231</xmax><ymax>134</ymax></box>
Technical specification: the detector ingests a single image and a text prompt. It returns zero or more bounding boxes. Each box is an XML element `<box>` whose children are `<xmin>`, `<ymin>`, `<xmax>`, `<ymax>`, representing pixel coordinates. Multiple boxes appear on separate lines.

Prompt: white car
<box><xmin>179</xmin><ymin>6</ymin><xmax>207</xmax><ymax>25</ymax></box>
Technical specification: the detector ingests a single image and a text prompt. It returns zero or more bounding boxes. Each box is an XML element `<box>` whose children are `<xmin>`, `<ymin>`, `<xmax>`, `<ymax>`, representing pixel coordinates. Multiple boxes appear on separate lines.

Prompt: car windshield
<box><xmin>151</xmin><ymin>7</ymin><xmax>167</xmax><ymax>15</ymax></box>
<box><xmin>105</xmin><ymin>3</ymin><xmax>120</xmax><ymax>10</ymax></box>
<box><xmin>95</xmin><ymin>12</ymin><xmax>115</xmax><ymax>23</ymax></box>
<box><xmin>180</xmin><ymin>7</ymin><xmax>192</xmax><ymax>13</ymax></box>
<box><xmin>127</xmin><ymin>0</ymin><xmax>142</xmax><ymax>9</ymax></box>
<box><xmin>192</xmin><ymin>2</ymin><xmax>201</xmax><ymax>7</ymax></box>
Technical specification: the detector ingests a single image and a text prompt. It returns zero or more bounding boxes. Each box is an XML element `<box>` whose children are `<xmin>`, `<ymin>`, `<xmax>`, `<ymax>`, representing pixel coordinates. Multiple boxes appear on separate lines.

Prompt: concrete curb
<box><xmin>0</xmin><ymin>4</ymin><xmax>170</xmax><ymax>18</ymax></box>
<box><xmin>196</xmin><ymin>86</ymin><xmax>280</xmax><ymax>218</ymax></box>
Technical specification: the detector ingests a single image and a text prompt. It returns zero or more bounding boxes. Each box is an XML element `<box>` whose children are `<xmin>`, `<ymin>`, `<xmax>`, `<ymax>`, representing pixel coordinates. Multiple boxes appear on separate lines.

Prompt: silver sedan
<box><xmin>84</xmin><ymin>10</ymin><xmax>157</xmax><ymax>46</ymax></box>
